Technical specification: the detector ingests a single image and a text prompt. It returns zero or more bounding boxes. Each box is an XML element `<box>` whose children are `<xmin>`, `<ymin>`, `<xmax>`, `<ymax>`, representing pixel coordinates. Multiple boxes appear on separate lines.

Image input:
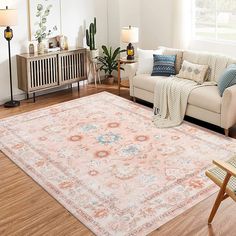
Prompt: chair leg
<box><xmin>208</xmin><ymin>173</ymin><xmax>231</xmax><ymax>224</ymax></box>
<box><xmin>224</xmin><ymin>129</ymin><xmax>229</xmax><ymax>137</ymax></box>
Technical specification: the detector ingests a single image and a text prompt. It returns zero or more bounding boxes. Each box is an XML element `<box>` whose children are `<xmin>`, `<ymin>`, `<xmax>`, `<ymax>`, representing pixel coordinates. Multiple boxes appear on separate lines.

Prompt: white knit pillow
<box><xmin>177</xmin><ymin>60</ymin><xmax>209</xmax><ymax>84</ymax></box>
<box><xmin>136</xmin><ymin>48</ymin><xmax>162</xmax><ymax>75</ymax></box>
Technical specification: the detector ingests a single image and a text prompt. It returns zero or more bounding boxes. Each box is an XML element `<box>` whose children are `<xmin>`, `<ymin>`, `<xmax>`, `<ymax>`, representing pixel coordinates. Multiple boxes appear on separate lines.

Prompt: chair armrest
<box><xmin>221</xmin><ymin>84</ymin><xmax>236</xmax><ymax>129</ymax></box>
<box><xmin>213</xmin><ymin>160</ymin><xmax>236</xmax><ymax>177</ymax></box>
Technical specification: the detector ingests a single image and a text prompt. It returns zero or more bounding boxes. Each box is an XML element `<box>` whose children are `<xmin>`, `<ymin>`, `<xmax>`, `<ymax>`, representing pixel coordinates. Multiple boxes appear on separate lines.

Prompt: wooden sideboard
<box><xmin>17</xmin><ymin>48</ymin><xmax>87</xmax><ymax>102</ymax></box>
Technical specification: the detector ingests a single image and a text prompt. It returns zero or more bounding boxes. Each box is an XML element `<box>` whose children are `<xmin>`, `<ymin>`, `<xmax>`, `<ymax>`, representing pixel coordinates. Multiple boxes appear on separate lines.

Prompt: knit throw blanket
<box><xmin>153</xmin><ymin>77</ymin><xmax>216</xmax><ymax>128</ymax></box>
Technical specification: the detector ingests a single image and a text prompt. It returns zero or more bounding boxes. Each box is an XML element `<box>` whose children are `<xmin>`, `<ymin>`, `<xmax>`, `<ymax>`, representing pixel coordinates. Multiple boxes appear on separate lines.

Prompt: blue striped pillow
<box><xmin>218</xmin><ymin>64</ymin><xmax>236</xmax><ymax>97</ymax></box>
<box><xmin>151</xmin><ymin>54</ymin><xmax>176</xmax><ymax>76</ymax></box>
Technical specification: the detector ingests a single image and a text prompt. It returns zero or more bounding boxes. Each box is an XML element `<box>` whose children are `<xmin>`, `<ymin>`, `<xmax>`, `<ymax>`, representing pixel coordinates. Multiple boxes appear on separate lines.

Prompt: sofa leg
<box><xmin>133</xmin><ymin>97</ymin><xmax>136</xmax><ymax>102</ymax></box>
<box><xmin>224</xmin><ymin>129</ymin><xmax>229</xmax><ymax>137</ymax></box>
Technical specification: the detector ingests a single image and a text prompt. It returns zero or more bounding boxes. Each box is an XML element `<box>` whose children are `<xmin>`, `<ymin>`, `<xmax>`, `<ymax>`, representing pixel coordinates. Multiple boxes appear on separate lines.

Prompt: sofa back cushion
<box><xmin>158</xmin><ymin>47</ymin><xmax>183</xmax><ymax>74</ymax></box>
<box><xmin>182</xmin><ymin>50</ymin><xmax>236</xmax><ymax>83</ymax></box>
<box><xmin>158</xmin><ymin>46</ymin><xmax>236</xmax><ymax>83</ymax></box>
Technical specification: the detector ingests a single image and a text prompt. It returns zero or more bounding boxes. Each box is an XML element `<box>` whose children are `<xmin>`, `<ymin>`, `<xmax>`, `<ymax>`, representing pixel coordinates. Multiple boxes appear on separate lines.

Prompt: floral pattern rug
<box><xmin>1</xmin><ymin>92</ymin><xmax>236</xmax><ymax>236</ymax></box>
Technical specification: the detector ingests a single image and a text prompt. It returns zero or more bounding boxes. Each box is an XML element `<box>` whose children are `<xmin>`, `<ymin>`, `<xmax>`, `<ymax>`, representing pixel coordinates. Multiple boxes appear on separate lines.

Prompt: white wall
<box><xmin>107</xmin><ymin>0</ymin><xmax>173</xmax><ymax>50</ymax></box>
<box><xmin>139</xmin><ymin>0</ymin><xmax>174</xmax><ymax>49</ymax></box>
<box><xmin>61</xmin><ymin>0</ymin><xmax>108</xmax><ymax>49</ymax></box>
<box><xmin>0</xmin><ymin>0</ymin><xmax>28</xmax><ymax>103</ymax></box>
<box><xmin>0</xmin><ymin>0</ymin><xmax>108</xmax><ymax>104</ymax></box>
<box><xmin>107</xmin><ymin>0</ymin><xmax>140</xmax><ymax>51</ymax></box>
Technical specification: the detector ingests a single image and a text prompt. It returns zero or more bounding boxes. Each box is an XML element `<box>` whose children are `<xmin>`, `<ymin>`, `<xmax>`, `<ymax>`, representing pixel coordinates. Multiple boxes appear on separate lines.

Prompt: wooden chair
<box><xmin>206</xmin><ymin>156</ymin><xmax>236</xmax><ymax>224</ymax></box>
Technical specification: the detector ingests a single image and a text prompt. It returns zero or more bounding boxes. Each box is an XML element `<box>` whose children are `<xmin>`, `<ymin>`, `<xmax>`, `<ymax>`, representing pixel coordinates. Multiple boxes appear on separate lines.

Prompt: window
<box><xmin>193</xmin><ymin>0</ymin><xmax>236</xmax><ymax>42</ymax></box>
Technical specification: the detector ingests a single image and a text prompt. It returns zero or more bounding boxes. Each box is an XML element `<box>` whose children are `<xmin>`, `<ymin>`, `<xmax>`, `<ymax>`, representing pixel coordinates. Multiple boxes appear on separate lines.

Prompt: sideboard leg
<box><xmin>78</xmin><ymin>82</ymin><xmax>80</xmax><ymax>92</ymax></box>
<box><xmin>26</xmin><ymin>93</ymin><xmax>29</xmax><ymax>100</ymax></box>
<box><xmin>224</xmin><ymin>129</ymin><xmax>229</xmax><ymax>137</ymax></box>
<box><xmin>133</xmin><ymin>97</ymin><xmax>136</xmax><ymax>102</ymax></box>
<box><xmin>33</xmin><ymin>93</ymin><xmax>36</xmax><ymax>103</ymax></box>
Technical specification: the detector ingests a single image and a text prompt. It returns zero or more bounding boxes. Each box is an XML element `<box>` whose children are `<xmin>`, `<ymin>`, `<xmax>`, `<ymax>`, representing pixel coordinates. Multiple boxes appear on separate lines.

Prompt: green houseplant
<box><xmin>97</xmin><ymin>45</ymin><xmax>126</xmax><ymax>84</ymax></box>
<box><xmin>86</xmin><ymin>17</ymin><xmax>98</xmax><ymax>59</ymax></box>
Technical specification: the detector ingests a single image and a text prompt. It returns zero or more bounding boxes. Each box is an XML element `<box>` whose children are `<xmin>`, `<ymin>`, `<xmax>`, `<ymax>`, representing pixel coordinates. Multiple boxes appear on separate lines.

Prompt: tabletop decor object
<box><xmin>121</xmin><ymin>25</ymin><xmax>139</xmax><ymax>60</ymax></box>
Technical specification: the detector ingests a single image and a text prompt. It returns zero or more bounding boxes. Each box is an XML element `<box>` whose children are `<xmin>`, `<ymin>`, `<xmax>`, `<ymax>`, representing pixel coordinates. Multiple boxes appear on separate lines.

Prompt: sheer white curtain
<box><xmin>172</xmin><ymin>0</ymin><xmax>192</xmax><ymax>49</ymax></box>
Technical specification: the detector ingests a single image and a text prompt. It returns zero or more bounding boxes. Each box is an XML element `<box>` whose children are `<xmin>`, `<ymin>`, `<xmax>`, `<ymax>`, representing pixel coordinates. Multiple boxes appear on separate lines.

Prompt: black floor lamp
<box><xmin>0</xmin><ymin>6</ymin><xmax>20</xmax><ymax>108</ymax></box>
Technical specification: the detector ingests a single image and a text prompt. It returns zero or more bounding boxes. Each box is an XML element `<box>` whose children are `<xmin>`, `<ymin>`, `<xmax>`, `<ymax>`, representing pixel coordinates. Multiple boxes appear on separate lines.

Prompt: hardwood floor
<box><xmin>0</xmin><ymin>83</ymin><xmax>236</xmax><ymax>236</ymax></box>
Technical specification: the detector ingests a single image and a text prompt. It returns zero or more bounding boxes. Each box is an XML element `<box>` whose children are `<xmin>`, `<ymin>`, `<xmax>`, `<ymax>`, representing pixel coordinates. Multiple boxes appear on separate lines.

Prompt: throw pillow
<box><xmin>158</xmin><ymin>46</ymin><xmax>184</xmax><ymax>74</ymax></box>
<box><xmin>136</xmin><ymin>48</ymin><xmax>162</xmax><ymax>75</ymax></box>
<box><xmin>151</xmin><ymin>54</ymin><xmax>176</xmax><ymax>76</ymax></box>
<box><xmin>218</xmin><ymin>64</ymin><xmax>236</xmax><ymax>97</ymax></box>
<box><xmin>177</xmin><ymin>60</ymin><xmax>209</xmax><ymax>84</ymax></box>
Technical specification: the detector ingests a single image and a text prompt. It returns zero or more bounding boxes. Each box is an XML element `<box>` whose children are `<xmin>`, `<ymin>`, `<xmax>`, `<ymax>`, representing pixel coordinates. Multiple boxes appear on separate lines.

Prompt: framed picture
<box><xmin>28</xmin><ymin>0</ymin><xmax>61</xmax><ymax>41</ymax></box>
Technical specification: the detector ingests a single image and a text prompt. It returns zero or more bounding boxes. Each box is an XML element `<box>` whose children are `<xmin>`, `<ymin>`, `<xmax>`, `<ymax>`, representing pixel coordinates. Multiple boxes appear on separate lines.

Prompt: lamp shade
<box><xmin>0</xmin><ymin>8</ymin><xmax>18</xmax><ymax>27</ymax></box>
<box><xmin>121</xmin><ymin>26</ymin><xmax>139</xmax><ymax>43</ymax></box>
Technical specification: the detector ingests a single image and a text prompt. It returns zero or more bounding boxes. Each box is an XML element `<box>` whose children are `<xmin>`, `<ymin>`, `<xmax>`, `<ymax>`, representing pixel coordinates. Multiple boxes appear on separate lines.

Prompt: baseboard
<box><xmin>0</xmin><ymin>93</ymin><xmax>26</xmax><ymax>106</ymax></box>
<box><xmin>0</xmin><ymin>82</ymin><xmax>89</xmax><ymax>106</ymax></box>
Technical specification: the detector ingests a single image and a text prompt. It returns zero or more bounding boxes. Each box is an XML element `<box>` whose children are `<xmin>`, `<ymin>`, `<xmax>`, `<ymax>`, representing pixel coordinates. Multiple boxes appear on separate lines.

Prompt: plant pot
<box><xmin>89</xmin><ymin>49</ymin><xmax>99</xmax><ymax>62</ymax></box>
<box><xmin>105</xmin><ymin>75</ymin><xmax>114</xmax><ymax>85</ymax></box>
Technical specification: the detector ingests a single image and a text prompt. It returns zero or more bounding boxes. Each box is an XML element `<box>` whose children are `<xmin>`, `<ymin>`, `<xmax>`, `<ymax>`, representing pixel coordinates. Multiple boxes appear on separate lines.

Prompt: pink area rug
<box><xmin>1</xmin><ymin>92</ymin><xmax>236</xmax><ymax>236</ymax></box>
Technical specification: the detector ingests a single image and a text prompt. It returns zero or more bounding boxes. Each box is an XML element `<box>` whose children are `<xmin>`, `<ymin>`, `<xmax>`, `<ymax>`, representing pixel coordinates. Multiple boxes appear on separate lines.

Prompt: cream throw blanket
<box><xmin>153</xmin><ymin>77</ymin><xmax>216</xmax><ymax>128</ymax></box>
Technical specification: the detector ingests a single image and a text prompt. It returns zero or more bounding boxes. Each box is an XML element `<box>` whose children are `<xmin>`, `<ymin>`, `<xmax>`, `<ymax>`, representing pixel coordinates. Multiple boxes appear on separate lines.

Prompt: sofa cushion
<box><xmin>218</xmin><ymin>64</ymin><xmax>236</xmax><ymax>97</ymax></box>
<box><xmin>188</xmin><ymin>86</ymin><xmax>222</xmax><ymax>113</ymax></box>
<box><xmin>151</xmin><ymin>54</ymin><xmax>176</xmax><ymax>76</ymax></box>
<box><xmin>133</xmin><ymin>75</ymin><xmax>166</xmax><ymax>93</ymax></box>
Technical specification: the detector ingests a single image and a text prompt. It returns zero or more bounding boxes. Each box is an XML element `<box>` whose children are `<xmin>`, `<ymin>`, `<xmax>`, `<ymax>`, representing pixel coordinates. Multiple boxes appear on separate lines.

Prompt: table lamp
<box><xmin>0</xmin><ymin>6</ymin><xmax>20</xmax><ymax>108</ymax></box>
<box><xmin>121</xmin><ymin>26</ymin><xmax>139</xmax><ymax>60</ymax></box>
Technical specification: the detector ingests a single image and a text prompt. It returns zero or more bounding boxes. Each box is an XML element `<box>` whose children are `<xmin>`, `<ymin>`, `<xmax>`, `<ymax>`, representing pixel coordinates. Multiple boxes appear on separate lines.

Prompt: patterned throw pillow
<box><xmin>218</xmin><ymin>64</ymin><xmax>236</xmax><ymax>97</ymax></box>
<box><xmin>177</xmin><ymin>60</ymin><xmax>209</xmax><ymax>84</ymax></box>
<box><xmin>158</xmin><ymin>46</ymin><xmax>184</xmax><ymax>73</ymax></box>
<box><xmin>151</xmin><ymin>54</ymin><xmax>176</xmax><ymax>76</ymax></box>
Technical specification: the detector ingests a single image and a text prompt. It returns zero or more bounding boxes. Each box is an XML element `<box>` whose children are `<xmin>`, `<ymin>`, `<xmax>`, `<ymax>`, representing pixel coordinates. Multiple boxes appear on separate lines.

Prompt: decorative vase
<box><xmin>37</xmin><ymin>41</ymin><xmax>45</xmax><ymax>54</ymax></box>
<box><xmin>29</xmin><ymin>43</ymin><xmax>35</xmax><ymax>54</ymax></box>
<box><xmin>59</xmin><ymin>35</ymin><xmax>68</xmax><ymax>50</ymax></box>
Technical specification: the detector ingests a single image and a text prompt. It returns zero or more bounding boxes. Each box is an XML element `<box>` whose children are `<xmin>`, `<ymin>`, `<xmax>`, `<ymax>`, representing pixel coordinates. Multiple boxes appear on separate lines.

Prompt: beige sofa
<box><xmin>127</xmin><ymin>47</ymin><xmax>236</xmax><ymax>136</ymax></box>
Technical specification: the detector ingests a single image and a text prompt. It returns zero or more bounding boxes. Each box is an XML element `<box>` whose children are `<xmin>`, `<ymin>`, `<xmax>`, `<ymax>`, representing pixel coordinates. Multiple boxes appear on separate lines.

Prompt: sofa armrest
<box><xmin>124</xmin><ymin>62</ymin><xmax>138</xmax><ymax>97</ymax></box>
<box><xmin>221</xmin><ymin>85</ymin><xmax>236</xmax><ymax>129</ymax></box>
<box><xmin>124</xmin><ymin>62</ymin><xmax>138</xmax><ymax>80</ymax></box>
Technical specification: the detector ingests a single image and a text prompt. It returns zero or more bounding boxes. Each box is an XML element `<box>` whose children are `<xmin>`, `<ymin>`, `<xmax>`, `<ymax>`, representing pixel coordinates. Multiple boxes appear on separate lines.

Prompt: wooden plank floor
<box><xmin>0</xmin><ymin>83</ymin><xmax>236</xmax><ymax>236</ymax></box>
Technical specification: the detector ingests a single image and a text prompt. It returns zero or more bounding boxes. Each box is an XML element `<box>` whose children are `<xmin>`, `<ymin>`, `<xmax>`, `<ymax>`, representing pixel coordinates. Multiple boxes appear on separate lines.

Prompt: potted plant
<box><xmin>86</xmin><ymin>17</ymin><xmax>99</xmax><ymax>60</ymax></box>
<box><xmin>34</xmin><ymin>3</ymin><xmax>57</xmax><ymax>54</ymax></box>
<box><xmin>97</xmin><ymin>45</ymin><xmax>126</xmax><ymax>84</ymax></box>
